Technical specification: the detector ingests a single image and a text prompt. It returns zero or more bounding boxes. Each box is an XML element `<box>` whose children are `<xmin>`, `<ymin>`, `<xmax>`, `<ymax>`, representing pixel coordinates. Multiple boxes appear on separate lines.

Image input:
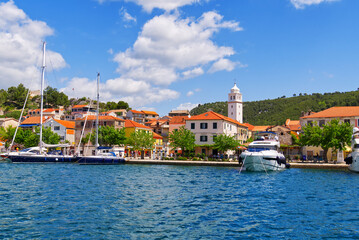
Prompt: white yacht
<box><xmin>345</xmin><ymin>127</ymin><xmax>359</xmax><ymax>172</ymax></box>
<box><xmin>240</xmin><ymin>132</ymin><xmax>289</xmax><ymax>172</ymax></box>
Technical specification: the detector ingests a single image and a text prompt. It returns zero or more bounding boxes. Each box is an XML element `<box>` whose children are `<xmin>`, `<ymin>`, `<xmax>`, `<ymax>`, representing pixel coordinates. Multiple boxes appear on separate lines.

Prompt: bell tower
<box><xmin>228</xmin><ymin>83</ymin><xmax>243</xmax><ymax>123</ymax></box>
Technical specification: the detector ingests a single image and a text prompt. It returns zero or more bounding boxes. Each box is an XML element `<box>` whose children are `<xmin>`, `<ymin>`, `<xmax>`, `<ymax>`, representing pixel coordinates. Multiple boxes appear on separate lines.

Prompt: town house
<box><xmin>185</xmin><ymin>111</ymin><xmax>248</xmax><ymax>157</ymax></box>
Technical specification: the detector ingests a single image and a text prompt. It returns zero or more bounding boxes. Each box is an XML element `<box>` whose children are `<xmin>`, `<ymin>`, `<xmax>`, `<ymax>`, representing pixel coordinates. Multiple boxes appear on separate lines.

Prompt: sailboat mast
<box><xmin>39</xmin><ymin>42</ymin><xmax>46</xmax><ymax>154</ymax></box>
<box><xmin>95</xmin><ymin>72</ymin><xmax>100</xmax><ymax>155</ymax></box>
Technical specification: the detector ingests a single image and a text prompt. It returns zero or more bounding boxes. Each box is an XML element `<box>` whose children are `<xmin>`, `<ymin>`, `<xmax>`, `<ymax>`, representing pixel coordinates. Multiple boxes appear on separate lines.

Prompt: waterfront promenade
<box><xmin>125</xmin><ymin>159</ymin><xmax>348</xmax><ymax>170</ymax></box>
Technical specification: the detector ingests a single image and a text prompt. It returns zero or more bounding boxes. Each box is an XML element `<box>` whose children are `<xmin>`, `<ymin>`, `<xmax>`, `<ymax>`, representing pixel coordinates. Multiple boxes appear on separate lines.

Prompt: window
<box><xmin>200</xmin><ymin>136</ymin><xmax>208</xmax><ymax>142</ymax></box>
<box><xmin>200</xmin><ymin>123</ymin><xmax>208</xmax><ymax>129</ymax></box>
<box><xmin>213</xmin><ymin>135</ymin><xmax>217</xmax><ymax>141</ymax></box>
<box><xmin>344</xmin><ymin>119</ymin><xmax>350</xmax><ymax>124</ymax></box>
<box><xmin>104</xmin><ymin>121</ymin><xmax>107</xmax><ymax>126</ymax></box>
<box><xmin>191</xmin><ymin>123</ymin><xmax>195</xmax><ymax>129</ymax></box>
<box><xmin>307</xmin><ymin>120</ymin><xmax>313</xmax><ymax>126</ymax></box>
<box><xmin>54</xmin><ymin>126</ymin><xmax>60</xmax><ymax>131</ymax></box>
<box><xmin>319</xmin><ymin>120</ymin><xmax>325</xmax><ymax>127</ymax></box>
<box><xmin>213</xmin><ymin>122</ymin><xmax>217</xmax><ymax>129</ymax></box>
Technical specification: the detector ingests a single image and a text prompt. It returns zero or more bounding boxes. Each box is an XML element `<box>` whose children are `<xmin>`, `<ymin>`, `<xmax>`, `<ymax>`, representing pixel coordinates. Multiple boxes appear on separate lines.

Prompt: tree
<box><xmin>126</xmin><ymin>130</ymin><xmax>155</xmax><ymax>159</ymax></box>
<box><xmin>41</xmin><ymin>127</ymin><xmax>61</xmax><ymax>144</ymax></box>
<box><xmin>44</xmin><ymin>86</ymin><xmax>70</xmax><ymax>107</ymax></box>
<box><xmin>168</xmin><ymin>126</ymin><xmax>196</xmax><ymax>156</ymax></box>
<box><xmin>213</xmin><ymin>134</ymin><xmax>239</xmax><ymax>154</ymax></box>
<box><xmin>88</xmin><ymin>126</ymin><xmax>126</xmax><ymax>147</ymax></box>
<box><xmin>7</xmin><ymin>84</ymin><xmax>28</xmax><ymax>108</ymax></box>
<box><xmin>0</xmin><ymin>126</ymin><xmax>18</xmax><ymax>149</ymax></box>
<box><xmin>117</xmin><ymin>101</ymin><xmax>129</xmax><ymax>110</ymax></box>
<box><xmin>299</xmin><ymin>119</ymin><xmax>352</xmax><ymax>162</ymax></box>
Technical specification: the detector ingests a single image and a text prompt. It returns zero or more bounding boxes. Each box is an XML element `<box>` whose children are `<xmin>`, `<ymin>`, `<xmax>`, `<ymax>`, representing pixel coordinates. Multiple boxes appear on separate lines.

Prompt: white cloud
<box><xmin>187</xmin><ymin>91</ymin><xmax>194</xmax><ymax>97</ymax></box>
<box><xmin>208</xmin><ymin>58</ymin><xmax>236</xmax><ymax>73</ymax></box>
<box><xmin>61</xmin><ymin>76</ymin><xmax>180</xmax><ymax>109</ymax></box>
<box><xmin>182</xmin><ymin>67</ymin><xmax>204</xmax><ymax>79</ymax></box>
<box><xmin>120</xmin><ymin>7</ymin><xmax>136</xmax><ymax>23</ymax></box>
<box><xmin>290</xmin><ymin>0</ymin><xmax>339</xmax><ymax>9</ymax></box>
<box><xmin>0</xmin><ymin>0</ymin><xmax>66</xmax><ymax>90</ymax></box>
<box><xmin>113</xmin><ymin>11</ymin><xmax>242</xmax><ymax>85</ymax></box>
<box><xmin>98</xmin><ymin>0</ymin><xmax>202</xmax><ymax>12</ymax></box>
<box><xmin>176</xmin><ymin>102</ymin><xmax>199</xmax><ymax>111</ymax></box>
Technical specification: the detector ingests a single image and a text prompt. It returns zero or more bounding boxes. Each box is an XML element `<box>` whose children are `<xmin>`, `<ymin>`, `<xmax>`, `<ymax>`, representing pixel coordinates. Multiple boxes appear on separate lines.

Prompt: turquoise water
<box><xmin>1</xmin><ymin>163</ymin><xmax>359</xmax><ymax>239</ymax></box>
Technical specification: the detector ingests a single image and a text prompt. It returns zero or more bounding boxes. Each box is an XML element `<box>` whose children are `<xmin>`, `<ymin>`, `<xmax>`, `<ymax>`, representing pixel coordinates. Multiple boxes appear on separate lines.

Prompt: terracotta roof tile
<box><xmin>169</xmin><ymin>116</ymin><xmax>189</xmax><ymax>124</ymax></box>
<box><xmin>54</xmin><ymin>119</ymin><xmax>75</xmax><ymax>129</ymax></box>
<box><xmin>243</xmin><ymin>123</ymin><xmax>254</xmax><ymax>131</ymax></box>
<box><xmin>77</xmin><ymin>115</ymin><xmax>125</xmax><ymax>122</ymax></box>
<box><xmin>188</xmin><ymin>111</ymin><xmax>248</xmax><ymax>128</ymax></box>
<box><xmin>301</xmin><ymin>106</ymin><xmax>359</xmax><ymax>119</ymax></box>
<box><xmin>72</xmin><ymin>105</ymin><xmax>89</xmax><ymax>109</ymax></box>
<box><xmin>125</xmin><ymin>119</ymin><xmax>152</xmax><ymax>129</ymax></box>
<box><xmin>153</xmin><ymin>132</ymin><xmax>163</xmax><ymax>139</ymax></box>
<box><xmin>21</xmin><ymin>116</ymin><xmax>47</xmax><ymax>125</ymax></box>
<box><xmin>129</xmin><ymin>110</ymin><xmax>143</xmax><ymax>114</ymax></box>
<box><xmin>142</xmin><ymin>110</ymin><xmax>159</xmax><ymax>115</ymax></box>
<box><xmin>252</xmin><ymin>126</ymin><xmax>271</xmax><ymax>132</ymax></box>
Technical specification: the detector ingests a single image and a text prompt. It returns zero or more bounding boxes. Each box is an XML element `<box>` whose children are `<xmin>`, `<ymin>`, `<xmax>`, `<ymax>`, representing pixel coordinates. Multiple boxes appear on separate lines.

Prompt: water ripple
<box><xmin>1</xmin><ymin>163</ymin><xmax>359</xmax><ymax>239</ymax></box>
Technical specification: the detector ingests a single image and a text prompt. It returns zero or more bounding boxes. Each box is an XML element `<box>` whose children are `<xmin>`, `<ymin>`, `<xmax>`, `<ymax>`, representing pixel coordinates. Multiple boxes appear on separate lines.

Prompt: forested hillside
<box><xmin>190</xmin><ymin>90</ymin><xmax>359</xmax><ymax>125</ymax></box>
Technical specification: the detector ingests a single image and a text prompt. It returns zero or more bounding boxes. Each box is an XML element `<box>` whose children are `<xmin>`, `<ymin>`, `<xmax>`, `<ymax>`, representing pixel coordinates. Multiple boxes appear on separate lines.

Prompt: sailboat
<box><xmin>75</xmin><ymin>73</ymin><xmax>126</xmax><ymax>164</ymax></box>
<box><xmin>4</xmin><ymin>42</ymin><xmax>76</xmax><ymax>163</ymax></box>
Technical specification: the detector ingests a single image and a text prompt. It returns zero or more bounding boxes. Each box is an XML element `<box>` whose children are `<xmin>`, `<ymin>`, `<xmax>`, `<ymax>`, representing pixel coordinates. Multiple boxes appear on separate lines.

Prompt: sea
<box><xmin>1</xmin><ymin>163</ymin><xmax>359</xmax><ymax>239</ymax></box>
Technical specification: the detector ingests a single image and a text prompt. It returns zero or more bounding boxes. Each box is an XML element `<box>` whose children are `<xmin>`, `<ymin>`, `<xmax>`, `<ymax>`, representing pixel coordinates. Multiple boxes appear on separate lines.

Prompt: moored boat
<box><xmin>344</xmin><ymin>127</ymin><xmax>359</xmax><ymax>172</ymax></box>
<box><xmin>74</xmin><ymin>73</ymin><xmax>126</xmax><ymax>165</ymax></box>
<box><xmin>240</xmin><ymin>132</ymin><xmax>289</xmax><ymax>172</ymax></box>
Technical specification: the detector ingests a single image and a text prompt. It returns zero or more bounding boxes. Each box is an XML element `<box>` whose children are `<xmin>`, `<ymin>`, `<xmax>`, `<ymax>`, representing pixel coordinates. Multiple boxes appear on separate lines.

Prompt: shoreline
<box><xmin>125</xmin><ymin>159</ymin><xmax>349</xmax><ymax>170</ymax></box>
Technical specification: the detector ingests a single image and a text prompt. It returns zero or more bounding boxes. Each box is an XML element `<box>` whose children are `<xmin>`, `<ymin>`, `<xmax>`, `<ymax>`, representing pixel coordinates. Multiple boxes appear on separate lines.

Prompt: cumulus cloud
<box><xmin>98</xmin><ymin>0</ymin><xmax>202</xmax><ymax>12</ymax></box>
<box><xmin>176</xmin><ymin>102</ymin><xmax>199</xmax><ymax>111</ymax></box>
<box><xmin>61</xmin><ymin>76</ymin><xmax>180</xmax><ymax>108</ymax></box>
<box><xmin>113</xmin><ymin>11</ymin><xmax>242</xmax><ymax>86</ymax></box>
<box><xmin>187</xmin><ymin>91</ymin><xmax>194</xmax><ymax>97</ymax></box>
<box><xmin>182</xmin><ymin>67</ymin><xmax>204</xmax><ymax>79</ymax></box>
<box><xmin>208</xmin><ymin>58</ymin><xmax>236</xmax><ymax>73</ymax></box>
<box><xmin>0</xmin><ymin>0</ymin><xmax>66</xmax><ymax>90</ymax></box>
<box><xmin>290</xmin><ymin>0</ymin><xmax>339</xmax><ymax>9</ymax></box>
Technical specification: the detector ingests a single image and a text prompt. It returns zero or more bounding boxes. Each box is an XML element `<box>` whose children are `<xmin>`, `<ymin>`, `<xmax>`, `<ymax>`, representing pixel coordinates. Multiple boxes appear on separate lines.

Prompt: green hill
<box><xmin>190</xmin><ymin>90</ymin><xmax>359</xmax><ymax>125</ymax></box>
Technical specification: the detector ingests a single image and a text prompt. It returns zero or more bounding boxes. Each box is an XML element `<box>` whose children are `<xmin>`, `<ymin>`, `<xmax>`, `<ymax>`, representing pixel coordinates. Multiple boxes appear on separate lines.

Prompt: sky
<box><xmin>0</xmin><ymin>0</ymin><xmax>358</xmax><ymax>116</ymax></box>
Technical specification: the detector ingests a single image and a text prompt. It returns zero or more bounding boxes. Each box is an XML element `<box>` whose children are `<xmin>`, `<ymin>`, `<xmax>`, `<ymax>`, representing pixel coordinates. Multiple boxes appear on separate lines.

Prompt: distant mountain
<box><xmin>190</xmin><ymin>90</ymin><xmax>359</xmax><ymax>125</ymax></box>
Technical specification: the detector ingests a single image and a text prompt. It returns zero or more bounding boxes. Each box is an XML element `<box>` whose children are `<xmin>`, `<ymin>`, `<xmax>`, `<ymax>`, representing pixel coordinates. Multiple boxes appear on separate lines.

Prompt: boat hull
<box><xmin>76</xmin><ymin>156</ymin><xmax>126</xmax><ymax>164</ymax></box>
<box><xmin>240</xmin><ymin>153</ymin><xmax>287</xmax><ymax>172</ymax></box>
<box><xmin>7</xmin><ymin>155</ymin><xmax>77</xmax><ymax>163</ymax></box>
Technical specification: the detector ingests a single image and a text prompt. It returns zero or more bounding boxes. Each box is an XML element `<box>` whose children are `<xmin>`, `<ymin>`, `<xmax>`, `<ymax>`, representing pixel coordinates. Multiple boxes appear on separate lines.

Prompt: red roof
<box><xmin>188</xmin><ymin>111</ymin><xmax>248</xmax><ymax>128</ymax></box>
<box><xmin>125</xmin><ymin>119</ymin><xmax>152</xmax><ymax>129</ymax></box>
<box><xmin>142</xmin><ymin>110</ymin><xmax>159</xmax><ymax>116</ymax></box>
<box><xmin>153</xmin><ymin>132</ymin><xmax>163</xmax><ymax>139</ymax></box>
<box><xmin>169</xmin><ymin>116</ymin><xmax>188</xmax><ymax>125</ymax></box>
<box><xmin>77</xmin><ymin>115</ymin><xmax>125</xmax><ymax>122</ymax></box>
<box><xmin>252</xmin><ymin>126</ymin><xmax>271</xmax><ymax>132</ymax></box>
<box><xmin>54</xmin><ymin>119</ymin><xmax>75</xmax><ymax>129</ymax></box>
<box><xmin>301</xmin><ymin>106</ymin><xmax>359</xmax><ymax>119</ymax></box>
<box><xmin>72</xmin><ymin>105</ymin><xmax>88</xmax><ymax>109</ymax></box>
<box><xmin>129</xmin><ymin>110</ymin><xmax>143</xmax><ymax>114</ymax></box>
<box><xmin>243</xmin><ymin>123</ymin><xmax>254</xmax><ymax>131</ymax></box>
<box><xmin>21</xmin><ymin>116</ymin><xmax>47</xmax><ymax>125</ymax></box>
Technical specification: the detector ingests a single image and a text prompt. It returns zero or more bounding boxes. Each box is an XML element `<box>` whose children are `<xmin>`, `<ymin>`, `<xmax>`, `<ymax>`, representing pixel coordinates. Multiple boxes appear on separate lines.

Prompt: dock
<box><xmin>125</xmin><ymin>159</ymin><xmax>349</xmax><ymax>170</ymax></box>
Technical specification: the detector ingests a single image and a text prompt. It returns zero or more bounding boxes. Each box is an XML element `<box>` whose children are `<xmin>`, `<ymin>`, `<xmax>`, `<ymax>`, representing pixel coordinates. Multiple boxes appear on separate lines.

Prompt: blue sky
<box><xmin>0</xmin><ymin>0</ymin><xmax>358</xmax><ymax>116</ymax></box>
